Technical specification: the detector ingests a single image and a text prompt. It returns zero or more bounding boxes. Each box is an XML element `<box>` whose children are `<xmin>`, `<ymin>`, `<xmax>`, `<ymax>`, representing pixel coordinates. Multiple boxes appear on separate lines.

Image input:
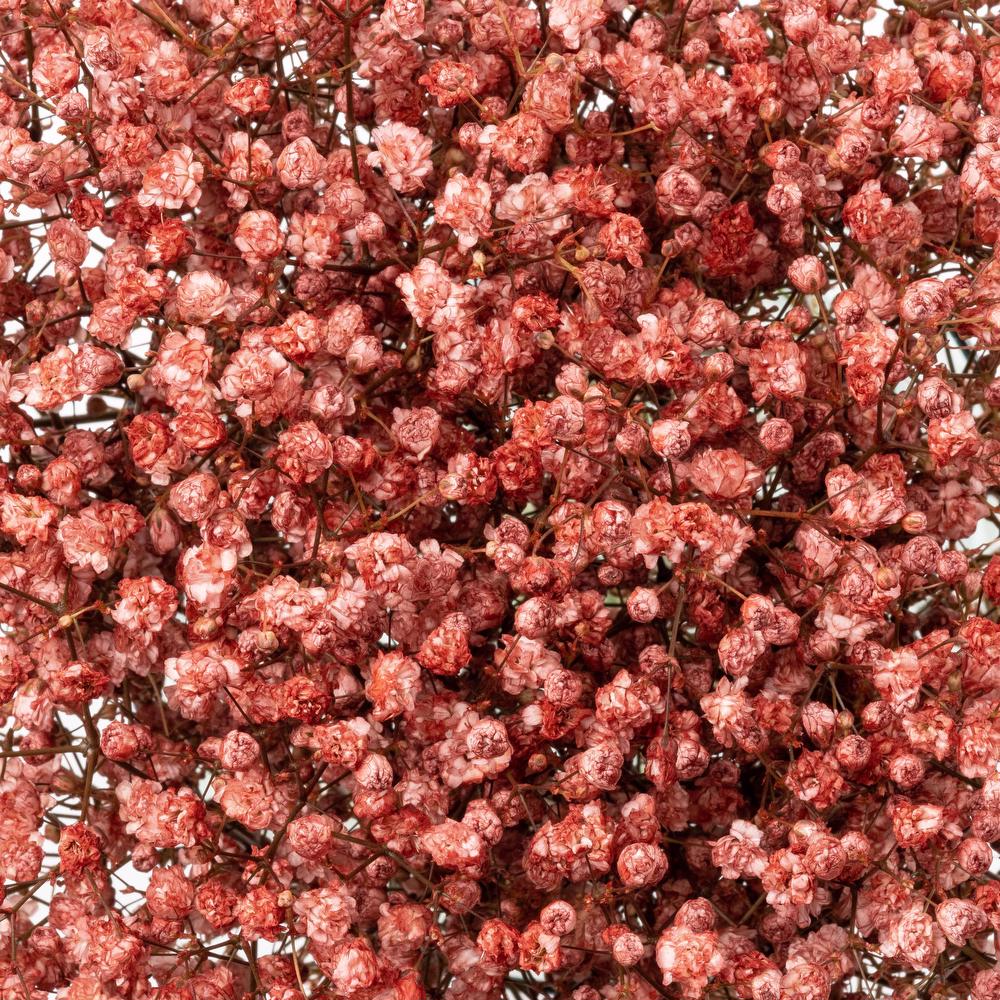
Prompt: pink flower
<box><xmin>234</xmin><ymin>210</ymin><xmax>284</xmax><ymax>265</ymax></box>
<box><xmin>274</xmin><ymin>420</ymin><xmax>334</xmax><ymax>484</ymax></box>
<box><xmin>276</xmin><ymin>136</ymin><xmax>325</xmax><ymax>189</ymax></box>
<box><xmin>434</xmin><ymin>173</ymin><xmax>492</xmax><ymax>250</ymax></box>
<box><xmin>368</xmin><ymin>122</ymin><xmax>433</xmax><ymax>193</ymax></box>
<box><xmin>137</xmin><ymin>145</ymin><xmax>204</xmax><ymax>209</ymax></box>
<box><xmin>656</xmin><ymin>922</ymin><xmax>724</xmax><ymax>995</ymax></box>
<box><xmin>548</xmin><ymin>0</ymin><xmax>606</xmax><ymax>49</ymax></box>
<box><xmin>891</xmin><ymin>105</ymin><xmax>944</xmax><ymax>161</ymax></box>
<box><xmin>382</xmin><ymin>0</ymin><xmax>425</xmax><ymax>38</ymax></box>
<box><xmin>323</xmin><ymin>938</ymin><xmax>379</xmax><ymax>993</ymax></box>
<box><xmin>111</xmin><ymin>576</ymin><xmax>178</xmax><ymax>637</ymax></box>
<box><xmin>175</xmin><ymin>270</ymin><xmax>231</xmax><ymax>324</ymax></box>
<box><xmin>58</xmin><ymin>501</ymin><xmax>143</xmax><ymax>574</ymax></box>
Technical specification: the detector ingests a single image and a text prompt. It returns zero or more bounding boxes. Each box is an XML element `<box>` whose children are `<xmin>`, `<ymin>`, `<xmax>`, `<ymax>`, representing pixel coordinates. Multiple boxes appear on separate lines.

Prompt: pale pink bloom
<box><xmin>617</xmin><ymin>842</ymin><xmax>668</xmax><ymax>888</ymax></box>
<box><xmin>111</xmin><ymin>577</ymin><xmax>178</xmax><ymax>637</ymax></box>
<box><xmin>137</xmin><ymin>145</ymin><xmax>203</xmax><ymax>209</ymax></box>
<box><xmin>881</xmin><ymin>905</ymin><xmax>946</xmax><ymax>970</ymax></box>
<box><xmin>701</xmin><ymin>677</ymin><xmax>755</xmax><ymax>745</ymax></box>
<box><xmin>323</xmin><ymin>938</ymin><xmax>379</xmax><ymax>993</ymax></box>
<box><xmin>382</xmin><ymin>0</ymin><xmax>425</xmax><ymax>38</ymax></box>
<box><xmin>395</xmin><ymin>257</ymin><xmax>475</xmax><ymax>334</ymax></box>
<box><xmin>523</xmin><ymin>802</ymin><xmax>614</xmax><ymax>889</ymax></box>
<box><xmin>548</xmin><ymin>0</ymin><xmax>607</xmax><ymax>49</ymax></box>
<box><xmin>274</xmin><ymin>420</ymin><xmax>334</xmax><ymax>484</ymax></box>
<box><xmin>900</xmin><ymin>277</ymin><xmax>952</xmax><ymax>327</ymax></box>
<box><xmin>872</xmin><ymin>647</ymin><xmax>923</xmax><ymax>710</ymax></box>
<box><xmin>294</xmin><ymin>882</ymin><xmax>358</xmax><ymax>948</ymax></box>
<box><xmin>175</xmin><ymin>270</ymin><xmax>231</xmax><ymax>324</ymax></box>
<box><xmin>928</xmin><ymin>411</ymin><xmax>980</xmax><ymax>467</ymax></box>
<box><xmin>47</xmin><ymin>218</ymin><xmax>88</xmax><ymax>268</ymax></box>
<box><xmin>495</xmin><ymin>173</ymin><xmax>572</xmax><ymax>236</ymax></box>
<box><xmin>164</xmin><ymin>642</ymin><xmax>246</xmax><ymax>720</ymax></box>
<box><xmin>58</xmin><ymin>501</ymin><xmax>143</xmax><ymax>574</ymax></box>
<box><xmin>391</xmin><ymin>406</ymin><xmax>442</xmax><ymax>459</ymax></box>
<box><xmin>221</xmin><ymin>131</ymin><xmax>274</xmax><ymax>209</ymax></box>
<box><xmin>234</xmin><ymin>210</ymin><xmax>284</xmax><ymax>264</ymax></box>
<box><xmin>287</xmin><ymin>211</ymin><xmax>341</xmax><ymax>269</ymax></box>
<box><xmin>0</xmin><ymin>493</ymin><xmax>59</xmax><ymax>545</ymax></box>
<box><xmin>891</xmin><ymin>105</ymin><xmax>944</xmax><ymax>160</ymax></box>
<box><xmin>146</xmin><ymin>866</ymin><xmax>194</xmax><ymax>920</ymax></box>
<box><xmin>368</xmin><ymin>122</ymin><xmax>434</xmax><ymax>193</ymax></box>
<box><xmin>366</xmin><ymin>650</ymin><xmax>421</xmax><ymax>720</ymax></box>
<box><xmin>420</xmin><ymin>819</ymin><xmax>487</xmax><ymax>872</ymax></box>
<box><xmin>688</xmin><ymin>448</ymin><xmax>763</xmax><ymax>501</ymax></box>
<box><xmin>276</xmin><ymin>135</ymin><xmax>325</xmax><ymax>189</ymax></box>
<box><xmin>177</xmin><ymin>542</ymin><xmax>237</xmax><ymax>609</ymax></box>
<box><xmin>656</xmin><ymin>924</ymin><xmax>724</xmax><ymax>996</ymax></box>
<box><xmin>435</xmin><ymin>173</ymin><xmax>492</xmax><ymax>250</ymax></box>
<box><xmin>936</xmin><ymin>898</ymin><xmax>989</xmax><ymax>946</ymax></box>
<box><xmin>712</xmin><ymin>820</ymin><xmax>767</xmax><ymax>879</ymax></box>
<box><xmin>869</xmin><ymin>48</ymin><xmax>921</xmax><ymax>102</ymax></box>
<box><xmin>648</xmin><ymin>418</ymin><xmax>691</xmax><ymax>459</ymax></box>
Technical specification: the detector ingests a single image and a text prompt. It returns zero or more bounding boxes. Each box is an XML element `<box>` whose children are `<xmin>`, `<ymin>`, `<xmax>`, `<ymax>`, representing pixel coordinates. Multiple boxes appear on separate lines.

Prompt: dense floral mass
<box><xmin>4</xmin><ymin>0</ymin><xmax>1000</xmax><ymax>998</ymax></box>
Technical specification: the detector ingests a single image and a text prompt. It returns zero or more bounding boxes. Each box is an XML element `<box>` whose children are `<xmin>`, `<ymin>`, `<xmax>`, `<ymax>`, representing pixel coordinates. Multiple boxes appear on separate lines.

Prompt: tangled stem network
<box><xmin>5</xmin><ymin>0</ymin><xmax>1000</xmax><ymax>998</ymax></box>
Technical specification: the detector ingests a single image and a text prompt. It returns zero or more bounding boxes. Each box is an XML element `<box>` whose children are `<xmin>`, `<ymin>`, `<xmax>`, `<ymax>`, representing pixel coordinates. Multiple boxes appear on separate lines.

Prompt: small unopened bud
<box><xmin>256</xmin><ymin>630</ymin><xmax>279</xmax><ymax>653</ymax></box>
<box><xmin>836</xmin><ymin>711</ymin><xmax>854</xmax><ymax>735</ymax></box>
<box><xmin>705</xmin><ymin>352</ymin><xmax>734</xmax><ymax>381</ymax></box>
<box><xmin>901</xmin><ymin>511</ymin><xmax>927</xmax><ymax>533</ymax></box>
<box><xmin>192</xmin><ymin>615</ymin><xmax>221</xmax><ymax>639</ymax></box>
<box><xmin>759</xmin><ymin>97</ymin><xmax>784</xmax><ymax>123</ymax></box>
<box><xmin>438</xmin><ymin>473</ymin><xmax>466</xmax><ymax>501</ymax></box>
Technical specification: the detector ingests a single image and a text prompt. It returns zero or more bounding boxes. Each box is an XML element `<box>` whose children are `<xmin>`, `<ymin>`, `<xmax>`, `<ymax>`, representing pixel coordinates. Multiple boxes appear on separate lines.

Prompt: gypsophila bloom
<box><xmin>137</xmin><ymin>145</ymin><xmax>204</xmax><ymax>210</ymax></box>
<box><xmin>368</xmin><ymin>122</ymin><xmax>434</xmax><ymax>193</ymax></box>
<box><xmin>3</xmin><ymin>2</ymin><xmax>1000</xmax><ymax>999</ymax></box>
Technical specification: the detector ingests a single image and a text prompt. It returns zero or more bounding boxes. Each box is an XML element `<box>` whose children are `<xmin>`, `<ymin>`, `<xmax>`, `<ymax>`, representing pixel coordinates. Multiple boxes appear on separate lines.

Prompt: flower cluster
<box><xmin>1</xmin><ymin>0</ymin><xmax>1000</xmax><ymax>999</ymax></box>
